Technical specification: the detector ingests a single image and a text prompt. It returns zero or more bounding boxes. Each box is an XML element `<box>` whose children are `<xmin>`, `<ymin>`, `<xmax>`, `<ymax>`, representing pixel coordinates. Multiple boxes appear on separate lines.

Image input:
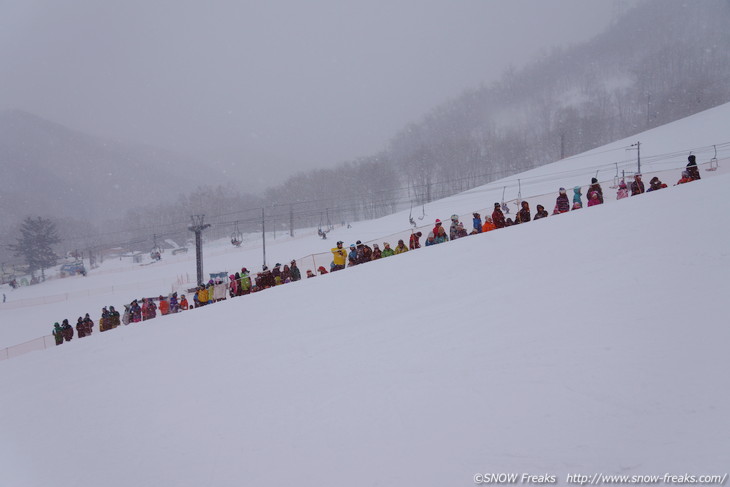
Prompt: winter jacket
<box><xmin>142</xmin><ymin>301</ymin><xmax>157</xmax><ymax>320</ymax></box>
<box><xmin>108</xmin><ymin>308</ymin><xmax>120</xmax><ymax>327</ymax></box>
<box><xmin>492</xmin><ymin>208</ymin><xmax>506</xmax><ymax>228</ymax></box>
<box><xmin>257</xmin><ymin>270</ymin><xmax>275</xmax><ymax>288</ymax></box>
<box><xmin>229</xmin><ymin>275</ymin><xmax>238</xmax><ymax>296</ymax></box>
<box><xmin>53</xmin><ymin>324</ymin><xmax>64</xmax><ymax>345</ymax></box>
<box><xmin>360</xmin><ymin>245</ymin><xmax>373</xmax><ymax>263</ymax></box>
<box><xmin>449</xmin><ymin>222</ymin><xmax>460</xmax><ymax>240</ymax></box>
<box><xmin>169</xmin><ymin>295</ymin><xmax>179</xmax><ymax>312</ymax></box>
<box><xmin>290</xmin><ymin>265</ymin><xmax>301</xmax><ymax>281</ymax></box>
<box><xmin>76</xmin><ymin>318</ymin><xmax>86</xmax><ymax>338</ymax></box>
<box><xmin>687</xmin><ymin>157</ymin><xmax>701</xmax><ymax>181</ymax></box>
<box><xmin>62</xmin><ymin>321</ymin><xmax>73</xmax><ymax>341</ymax></box>
<box><xmin>630</xmin><ymin>179</ymin><xmax>645</xmax><ymax>196</ymax></box>
<box><xmin>434</xmin><ymin>226</ymin><xmax>449</xmax><ymax>243</ymax></box>
<box><xmin>331</xmin><ymin>246</ymin><xmax>348</xmax><ymax>267</ymax></box>
<box><xmin>372</xmin><ymin>248</ymin><xmax>382</xmax><ymax>259</ymax></box>
<box><xmin>159</xmin><ymin>299</ymin><xmax>170</xmax><ymax>315</ymax></box>
<box><xmin>482</xmin><ymin>221</ymin><xmax>497</xmax><ymax>232</ymax></box>
<box><xmin>425</xmin><ymin>236</ymin><xmax>436</xmax><ymax>246</ymax></box>
<box><xmin>130</xmin><ymin>303</ymin><xmax>142</xmax><ymax>322</ymax></box>
<box><xmin>179</xmin><ymin>297</ymin><xmax>189</xmax><ymax>310</ymax></box>
<box><xmin>394</xmin><ymin>244</ymin><xmax>408</xmax><ymax>255</ymax></box>
<box><xmin>83</xmin><ymin>316</ymin><xmax>94</xmax><ymax>334</ymax></box>
<box><xmin>588</xmin><ymin>183</ymin><xmax>603</xmax><ymax>204</ymax></box>
<box><xmin>587</xmin><ymin>191</ymin><xmax>601</xmax><ymax>207</ymax></box>
<box><xmin>647</xmin><ymin>178</ymin><xmax>667</xmax><ymax>192</ymax></box>
<box><xmin>434</xmin><ymin>234</ymin><xmax>448</xmax><ymax>244</ymax></box>
<box><xmin>472</xmin><ymin>216</ymin><xmax>482</xmax><ymax>233</ymax></box>
<box><xmin>573</xmin><ymin>187</ymin><xmax>583</xmax><ymax>208</ymax></box>
<box><xmin>676</xmin><ymin>175</ymin><xmax>692</xmax><ymax>185</ymax></box>
<box><xmin>516</xmin><ymin>205</ymin><xmax>531</xmax><ymax>224</ymax></box>
<box><xmin>381</xmin><ymin>247</ymin><xmax>395</xmax><ymax>257</ymax></box>
<box><xmin>348</xmin><ymin>249</ymin><xmax>359</xmax><ymax>266</ymax></box>
<box><xmin>409</xmin><ymin>233</ymin><xmax>421</xmax><ymax>249</ymax></box>
<box><xmin>555</xmin><ymin>194</ymin><xmax>570</xmax><ymax>213</ymax></box>
<box><xmin>533</xmin><ymin>209</ymin><xmax>548</xmax><ymax>220</ymax></box>
<box><xmin>271</xmin><ymin>267</ymin><xmax>282</xmax><ymax>285</ymax></box>
<box><xmin>239</xmin><ymin>273</ymin><xmax>251</xmax><ymax>292</ymax></box>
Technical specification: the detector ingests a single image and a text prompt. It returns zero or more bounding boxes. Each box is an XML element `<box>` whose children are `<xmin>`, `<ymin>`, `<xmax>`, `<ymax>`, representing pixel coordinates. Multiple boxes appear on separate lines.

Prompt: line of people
<box><xmin>49</xmin><ymin>159</ymin><xmax>704</xmax><ymax>345</ymax></box>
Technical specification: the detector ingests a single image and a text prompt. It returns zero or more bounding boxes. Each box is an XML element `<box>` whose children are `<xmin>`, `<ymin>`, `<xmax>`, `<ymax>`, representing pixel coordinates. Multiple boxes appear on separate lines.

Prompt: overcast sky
<box><xmin>0</xmin><ymin>0</ymin><xmax>626</xmax><ymax>189</ymax></box>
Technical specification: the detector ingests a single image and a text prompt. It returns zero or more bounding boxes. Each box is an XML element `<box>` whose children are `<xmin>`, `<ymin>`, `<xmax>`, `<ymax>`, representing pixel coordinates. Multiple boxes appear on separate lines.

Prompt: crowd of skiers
<box><xmin>50</xmin><ymin>158</ymin><xmax>702</xmax><ymax>344</ymax></box>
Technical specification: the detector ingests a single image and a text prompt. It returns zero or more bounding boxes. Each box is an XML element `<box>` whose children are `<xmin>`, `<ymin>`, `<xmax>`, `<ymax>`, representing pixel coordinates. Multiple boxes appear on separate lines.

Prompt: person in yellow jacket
<box><xmin>394</xmin><ymin>239</ymin><xmax>409</xmax><ymax>254</ymax></box>
<box><xmin>197</xmin><ymin>285</ymin><xmax>209</xmax><ymax>307</ymax></box>
<box><xmin>330</xmin><ymin>240</ymin><xmax>347</xmax><ymax>271</ymax></box>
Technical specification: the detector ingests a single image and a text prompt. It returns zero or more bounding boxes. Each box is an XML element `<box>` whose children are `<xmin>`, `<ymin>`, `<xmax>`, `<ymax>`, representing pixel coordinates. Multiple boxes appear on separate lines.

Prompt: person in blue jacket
<box><xmin>348</xmin><ymin>244</ymin><xmax>359</xmax><ymax>267</ymax></box>
<box><xmin>472</xmin><ymin>213</ymin><xmax>482</xmax><ymax>233</ymax></box>
<box><xmin>573</xmin><ymin>186</ymin><xmax>583</xmax><ymax>209</ymax></box>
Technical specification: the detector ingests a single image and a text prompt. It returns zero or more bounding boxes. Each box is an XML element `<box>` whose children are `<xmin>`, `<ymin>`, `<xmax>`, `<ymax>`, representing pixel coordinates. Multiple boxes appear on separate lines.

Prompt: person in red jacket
<box><xmin>409</xmin><ymin>232</ymin><xmax>422</xmax><ymax>250</ymax></box>
<box><xmin>179</xmin><ymin>295</ymin><xmax>189</xmax><ymax>310</ymax></box>
<box><xmin>676</xmin><ymin>171</ymin><xmax>693</xmax><ymax>185</ymax></box>
<box><xmin>159</xmin><ymin>296</ymin><xmax>170</xmax><ymax>315</ymax></box>
<box><xmin>432</xmin><ymin>219</ymin><xmax>443</xmax><ymax>237</ymax></box>
<box><xmin>491</xmin><ymin>203</ymin><xmax>506</xmax><ymax>228</ymax></box>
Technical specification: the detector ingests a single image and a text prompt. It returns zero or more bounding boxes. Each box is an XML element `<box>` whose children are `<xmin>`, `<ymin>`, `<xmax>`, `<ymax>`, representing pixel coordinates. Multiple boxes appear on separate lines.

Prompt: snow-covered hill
<box><xmin>2</xmin><ymin>102</ymin><xmax>729</xmax><ymax>348</ymax></box>
<box><xmin>0</xmin><ymin>104</ymin><xmax>729</xmax><ymax>487</ymax></box>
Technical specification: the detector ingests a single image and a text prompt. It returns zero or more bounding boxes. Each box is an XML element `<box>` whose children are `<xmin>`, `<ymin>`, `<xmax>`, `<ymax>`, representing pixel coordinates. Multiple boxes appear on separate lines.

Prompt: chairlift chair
<box><xmin>150</xmin><ymin>234</ymin><xmax>162</xmax><ymax>261</ymax></box>
<box><xmin>501</xmin><ymin>186</ymin><xmax>510</xmax><ymax>214</ymax></box>
<box><xmin>707</xmin><ymin>145</ymin><xmax>719</xmax><ymax>172</ymax></box>
<box><xmin>230</xmin><ymin>221</ymin><xmax>243</xmax><ymax>247</ymax></box>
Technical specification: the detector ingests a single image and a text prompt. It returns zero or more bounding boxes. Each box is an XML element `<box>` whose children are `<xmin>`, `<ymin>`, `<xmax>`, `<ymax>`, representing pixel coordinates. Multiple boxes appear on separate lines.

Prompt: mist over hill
<box><xmin>0</xmin><ymin>110</ymin><xmax>214</xmax><ymax>261</ymax></box>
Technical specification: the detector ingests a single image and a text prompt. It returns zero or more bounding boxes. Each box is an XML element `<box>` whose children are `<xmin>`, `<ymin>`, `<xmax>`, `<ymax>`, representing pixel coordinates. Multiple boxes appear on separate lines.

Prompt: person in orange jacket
<box><xmin>179</xmin><ymin>295</ymin><xmax>189</xmax><ymax>310</ymax></box>
<box><xmin>481</xmin><ymin>216</ymin><xmax>497</xmax><ymax>232</ymax></box>
<box><xmin>158</xmin><ymin>295</ymin><xmax>170</xmax><ymax>315</ymax></box>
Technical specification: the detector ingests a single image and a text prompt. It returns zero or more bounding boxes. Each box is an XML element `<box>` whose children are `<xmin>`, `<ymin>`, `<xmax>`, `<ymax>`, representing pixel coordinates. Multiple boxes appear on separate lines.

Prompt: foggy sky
<box><xmin>0</xmin><ymin>0</ymin><xmax>622</xmax><ymax>190</ymax></box>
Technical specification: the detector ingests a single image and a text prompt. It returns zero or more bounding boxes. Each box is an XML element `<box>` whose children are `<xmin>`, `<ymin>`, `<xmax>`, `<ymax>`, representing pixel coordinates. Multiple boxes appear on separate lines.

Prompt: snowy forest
<box><xmin>3</xmin><ymin>0</ymin><xmax>730</xmax><ymax>265</ymax></box>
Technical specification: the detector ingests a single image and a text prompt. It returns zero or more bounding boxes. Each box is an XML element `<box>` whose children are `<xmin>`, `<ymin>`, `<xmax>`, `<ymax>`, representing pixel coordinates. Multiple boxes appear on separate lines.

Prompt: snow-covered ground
<box><xmin>0</xmin><ymin>104</ymin><xmax>729</xmax><ymax>486</ymax></box>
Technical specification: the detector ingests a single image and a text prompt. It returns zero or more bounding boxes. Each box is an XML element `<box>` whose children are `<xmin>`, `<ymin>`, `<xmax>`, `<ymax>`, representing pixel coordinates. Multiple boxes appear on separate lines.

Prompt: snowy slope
<box><xmin>1</xmin><ymin>167</ymin><xmax>729</xmax><ymax>485</ymax></box>
<box><xmin>1</xmin><ymin>102</ymin><xmax>729</xmax><ymax>349</ymax></box>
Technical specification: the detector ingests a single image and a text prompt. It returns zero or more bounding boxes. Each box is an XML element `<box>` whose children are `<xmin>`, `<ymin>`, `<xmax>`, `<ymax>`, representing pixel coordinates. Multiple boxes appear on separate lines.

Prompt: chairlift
<box><xmin>408</xmin><ymin>203</ymin><xmax>416</xmax><ymax>228</ymax></box>
<box><xmin>150</xmin><ymin>234</ymin><xmax>162</xmax><ymax>261</ymax></box>
<box><xmin>317</xmin><ymin>212</ymin><xmax>329</xmax><ymax>239</ymax></box>
<box><xmin>610</xmin><ymin>163</ymin><xmax>620</xmax><ymax>188</ymax></box>
<box><xmin>707</xmin><ymin>145</ymin><xmax>719</xmax><ymax>171</ymax></box>
<box><xmin>515</xmin><ymin>179</ymin><xmax>522</xmax><ymax>207</ymax></box>
<box><xmin>326</xmin><ymin>208</ymin><xmax>334</xmax><ymax>231</ymax></box>
<box><xmin>231</xmin><ymin>221</ymin><xmax>243</xmax><ymax>247</ymax></box>
<box><xmin>501</xmin><ymin>186</ymin><xmax>510</xmax><ymax>214</ymax></box>
<box><xmin>417</xmin><ymin>202</ymin><xmax>425</xmax><ymax>221</ymax></box>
